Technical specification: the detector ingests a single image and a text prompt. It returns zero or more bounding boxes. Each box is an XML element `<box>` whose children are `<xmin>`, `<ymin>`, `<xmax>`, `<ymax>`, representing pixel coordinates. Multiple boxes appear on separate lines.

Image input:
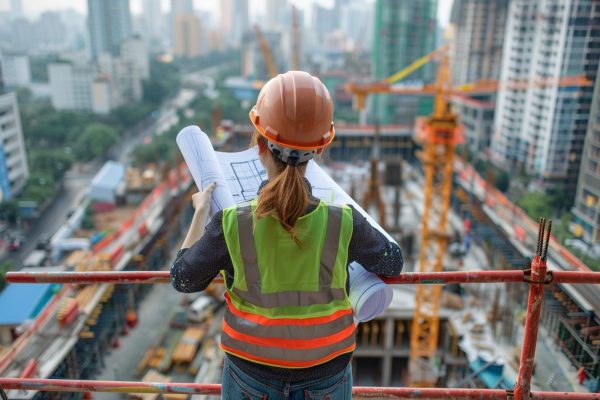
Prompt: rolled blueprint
<box><xmin>348</xmin><ymin>262</ymin><xmax>394</xmax><ymax>323</ymax></box>
<box><xmin>176</xmin><ymin>126</ymin><xmax>235</xmax><ymax>216</ymax></box>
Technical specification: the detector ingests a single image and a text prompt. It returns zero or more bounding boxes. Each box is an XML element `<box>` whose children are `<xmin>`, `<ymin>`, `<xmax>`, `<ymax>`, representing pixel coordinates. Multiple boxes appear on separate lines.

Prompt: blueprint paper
<box><xmin>176</xmin><ymin>125</ymin><xmax>394</xmax><ymax>321</ymax></box>
<box><xmin>176</xmin><ymin>125</ymin><xmax>236</xmax><ymax>216</ymax></box>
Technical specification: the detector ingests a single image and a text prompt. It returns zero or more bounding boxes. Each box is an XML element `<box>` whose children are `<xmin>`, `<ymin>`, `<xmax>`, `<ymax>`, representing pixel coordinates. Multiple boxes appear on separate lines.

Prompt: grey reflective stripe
<box><xmin>233</xmin><ymin>286</ymin><xmax>347</xmax><ymax>308</ymax></box>
<box><xmin>236</xmin><ymin>206</ymin><xmax>259</xmax><ymax>284</ymax></box>
<box><xmin>234</xmin><ymin>204</ymin><xmax>346</xmax><ymax>308</ymax></box>
<box><xmin>320</xmin><ymin>206</ymin><xmax>342</xmax><ymax>286</ymax></box>
<box><xmin>223</xmin><ymin>308</ymin><xmax>355</xmax><ymax>340</ymax></box>
<box><xmin>221</xmin><ymin>329</ymin><xmax>356</xmax><ymax>364</ymax></box>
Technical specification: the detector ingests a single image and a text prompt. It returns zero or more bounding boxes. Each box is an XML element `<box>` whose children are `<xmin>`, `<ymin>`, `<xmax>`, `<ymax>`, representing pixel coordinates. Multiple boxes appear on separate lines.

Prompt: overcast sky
<box><xmin>0</xmin><ymin>0</ymin><xmax>454</xmax><ymax>26</ymax></box>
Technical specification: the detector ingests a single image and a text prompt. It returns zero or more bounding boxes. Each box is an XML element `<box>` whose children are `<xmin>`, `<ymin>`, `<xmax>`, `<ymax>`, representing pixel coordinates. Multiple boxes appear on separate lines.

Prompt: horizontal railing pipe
<box><xmin>6</xmin><ymin>269</ymin><xmax>600</xmax><ymax>285</ymax></box>
<box><xmin>2</xmin><ymin>379</ymin><xmax>600</xmax><ymax>399</ymax></box>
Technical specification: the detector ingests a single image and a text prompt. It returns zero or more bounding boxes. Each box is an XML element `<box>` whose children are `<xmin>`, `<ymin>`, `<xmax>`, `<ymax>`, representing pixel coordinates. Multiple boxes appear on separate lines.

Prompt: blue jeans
<box><xmin>221</xmin><ymin>356</ymin><xmax>352</xmax><ymax>399</ymax></box>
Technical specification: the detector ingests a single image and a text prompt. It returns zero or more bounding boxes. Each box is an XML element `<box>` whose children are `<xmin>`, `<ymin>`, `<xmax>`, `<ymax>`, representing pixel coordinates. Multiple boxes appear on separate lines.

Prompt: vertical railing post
<box><xmin>514</xmin><ymin>218</ymin><xmax>551</xmax><ymax>400</ymax></box>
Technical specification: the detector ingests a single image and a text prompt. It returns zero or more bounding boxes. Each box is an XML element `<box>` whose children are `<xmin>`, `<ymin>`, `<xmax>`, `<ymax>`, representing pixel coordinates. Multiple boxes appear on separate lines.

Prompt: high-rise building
<box><xmin>266</xmin><ymin>0</ymin><xmax>289</xmax><ymax>30</ymax></box>
<box><xmin>242</xmin><ymin>30</ymin><xmax>282</xmax><ymax>80</ymax></box>
<box><xmin>341</xmin><ymin>2</ymin><xmax>374</xmax><ymax>52</ymax></box>
<box><xmin>220</xmin><ymin>0</ymin><xmax>249</xmax><ymax>48</ymax></box>
<box><xmin>173</xmin><ymin>14</ymin><xmax>203</xmax><ymax>59</ymax></box>
<box><xmin>450</xmin><ymin>0</ymin><xmax>508</xmax><ymax>86</ymax></box>
<box><xmin>372</xmin><ymin>0</ymin><xmax>438</xmax><ymax>124</ymax></box>
<box><xmin>0</xmin><ymin>91</ymin><xmax>29</xmax><ymax>200</ymax></box>
<box><xmin>97</xmin><ymin>53</ymin><xmax>143</xmax><ymax>106</ymax></box>
<box><xmin>143</xmin><ymin>0</ymin><xmax>164</xmax><ymax>50</ymax></box>
<box><xmin>0</xmin><ymin>51</ymin><xmax>31</xmax><ymax>88</ymax></box>
<box><xmin>452</xmin><ymin>94</ymin><xmax>495</xmax><ymax>153</ymax></box>
<box><xmin>10</xmin><ymin>18</ymin><xmax>35</xmax><ymax>53</ymax></box>
<box><xmin>37</xmin><ymin>12</ymin><xmax>67</xmax><ymax>51</ymax></box>
<box><xmin>490</xmin><ymin>0</ymin><xmax>600</xmax><ymax>197</ymax></box>
<box><xmin>87</xmin><ymin>0</ymin><xmax>133</xmax><ymax>59</ymax></box>
<box><xmin>9</xmin><ymin>0</ymin><xmax>23</xmax><ymax>20</ymax></box>
<box><xmin>311</xmin><ymin>4</ymin><xmax>336</xmax><ymax>41</ymax></box>
<box><xmin>171</xmin><ymin>0</ymin><xmax>194</xmax><ymax>17</ymax></box>
<box><xmin>573</xmin><ymin>62</ymin><xmax>600</xmax><ymax>245</ymax></box>
<box><xmin>121</xmin><ymin>36</ymin><xmax>149</xmax><ymax>80</ymax></box>
<box><xmin>48</xmin><ymin>62</ymin><xmax>96</xmax><ymax>111</ymax></box>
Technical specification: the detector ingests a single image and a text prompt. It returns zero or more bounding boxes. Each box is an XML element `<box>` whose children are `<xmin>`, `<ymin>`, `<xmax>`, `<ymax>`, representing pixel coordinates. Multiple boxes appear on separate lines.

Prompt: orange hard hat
<box><xmin>250</xmin><ymin>71</ymin><xmax>335</xmax><ymax>163</ymax></box>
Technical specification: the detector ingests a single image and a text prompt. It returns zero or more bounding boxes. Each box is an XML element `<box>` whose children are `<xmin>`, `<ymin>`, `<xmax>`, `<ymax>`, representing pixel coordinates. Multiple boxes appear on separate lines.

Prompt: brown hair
<box><xmin>252</xmin><ymin>132</ymin><xmax>312</xmax><ymax>243</ymax></box>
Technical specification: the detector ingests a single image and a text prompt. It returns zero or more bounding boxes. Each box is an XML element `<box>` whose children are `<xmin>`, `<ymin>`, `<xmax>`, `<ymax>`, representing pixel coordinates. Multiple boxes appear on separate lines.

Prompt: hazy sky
<box><xmin>0</xmin><ymin>0</ymin><xmax>454</xmax><ymax>26</ymax></box>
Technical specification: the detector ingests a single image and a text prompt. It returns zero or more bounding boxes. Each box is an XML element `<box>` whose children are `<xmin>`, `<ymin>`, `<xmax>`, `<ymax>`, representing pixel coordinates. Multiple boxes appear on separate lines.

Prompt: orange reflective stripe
<box><xmin>225</xmin><ymin>293</ymin><xmax>352</xmax><ymax>326</ymax></box>
<box><xmin>220</xmin><ymin>343</ymin><xmax>356</xmax><ymax>369</ymax></box>
<box><xmin>222</xmin><ymin>319</ymin><xmax>355</xmax><ymax>350</ymax></box>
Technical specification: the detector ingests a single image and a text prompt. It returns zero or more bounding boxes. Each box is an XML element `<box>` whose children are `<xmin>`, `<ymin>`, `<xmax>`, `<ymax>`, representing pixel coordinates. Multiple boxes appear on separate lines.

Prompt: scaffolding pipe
<box><xmin>514</xmin><ymin>219</ymin><xmax>551</xmax><ymax>400</ymax></box>
<box><xmin>515</xmin><ymin>256</ymin><xmax>547</xmax><ymax>399</ymax></box>
<box><xmin>7</xmin><ymin>269</ymin><xmax>600</xmax><ymax>285</ymax></box>
<box><xmin>2</xmin><ymin>379</ymin><xmax>600</xmax><ymax>399</ymax></box>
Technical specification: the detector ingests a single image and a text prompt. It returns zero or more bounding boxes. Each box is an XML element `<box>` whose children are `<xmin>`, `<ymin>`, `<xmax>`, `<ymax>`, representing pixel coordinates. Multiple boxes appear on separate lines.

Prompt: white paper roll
<box><xmin>176</xmin><ymin>126</ymin><xmax>236</xmax><ymax>216</ymax></box>
<box><xmin>348</xmin><ymin>261</ymin><xmax>394</xmax><ymax>322</ymax></box>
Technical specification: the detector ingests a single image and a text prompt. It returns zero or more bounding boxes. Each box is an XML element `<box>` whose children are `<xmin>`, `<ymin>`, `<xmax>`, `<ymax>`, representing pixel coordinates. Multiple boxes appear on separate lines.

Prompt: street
<box><xmin>2</xmin><ymin>88</ymin><xmax>194</xmax><ymax>269</ymax></box>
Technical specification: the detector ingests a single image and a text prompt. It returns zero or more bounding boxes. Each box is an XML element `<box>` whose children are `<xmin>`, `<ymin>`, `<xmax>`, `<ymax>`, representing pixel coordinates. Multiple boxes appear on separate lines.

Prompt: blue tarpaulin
<box><xmin>0</xmin><ymin>283</ymin><xmax>58</xmax><ymax>326</ymax></box>
<box><xmin>469</xmin><ymin>356</ymin><xmax>514</xmax><ymax>389</ymax></box>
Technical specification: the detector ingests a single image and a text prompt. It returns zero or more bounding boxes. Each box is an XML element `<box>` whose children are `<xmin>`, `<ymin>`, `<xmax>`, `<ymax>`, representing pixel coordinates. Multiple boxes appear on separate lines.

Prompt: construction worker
<box><xmin>170</xmin><ymin>71</ymin><xmax>403</xmax><ymax>399</ymax></box>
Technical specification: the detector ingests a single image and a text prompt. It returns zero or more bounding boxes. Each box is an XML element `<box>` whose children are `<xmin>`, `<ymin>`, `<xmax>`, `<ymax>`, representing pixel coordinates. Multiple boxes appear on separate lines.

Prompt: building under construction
<box><xmin>2</xmin><ymin>11</ymin><xmax>600</xmax><ymax>399</ymax></box>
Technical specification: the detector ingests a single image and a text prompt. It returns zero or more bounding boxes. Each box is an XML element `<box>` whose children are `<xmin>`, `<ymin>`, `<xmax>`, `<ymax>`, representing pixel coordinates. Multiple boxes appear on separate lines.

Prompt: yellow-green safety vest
<box><xmin>219</xmin><ymin>199</ymin><xmax>355</xmax><ymax>368</ymax></box>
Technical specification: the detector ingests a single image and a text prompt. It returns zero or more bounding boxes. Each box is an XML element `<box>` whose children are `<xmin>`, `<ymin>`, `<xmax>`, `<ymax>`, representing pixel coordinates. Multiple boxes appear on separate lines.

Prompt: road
<box><xmin>3</xmin><ymin>161</ymin><xmax>99</xmax><ymax>267</ymax></box>
<box><xmin>3</xmin><ymin>87</ymin><xmax>198</xmax><ymax>269</ymax></box>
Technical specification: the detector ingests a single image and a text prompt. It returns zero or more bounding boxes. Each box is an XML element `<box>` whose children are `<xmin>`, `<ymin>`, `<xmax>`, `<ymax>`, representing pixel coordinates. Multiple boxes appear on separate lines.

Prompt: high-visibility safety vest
<box><xmin>220</xmin><ymin>199</ymin><xmax>356</xmax><ymax>368</ymax></box>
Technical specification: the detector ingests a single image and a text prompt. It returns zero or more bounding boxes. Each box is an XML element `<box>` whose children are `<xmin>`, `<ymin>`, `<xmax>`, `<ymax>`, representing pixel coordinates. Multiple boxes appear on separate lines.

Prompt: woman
<box><xmin>170</xmin><ymin>71</ymin><xmax>403</xmax><ymax>399</ymax></box>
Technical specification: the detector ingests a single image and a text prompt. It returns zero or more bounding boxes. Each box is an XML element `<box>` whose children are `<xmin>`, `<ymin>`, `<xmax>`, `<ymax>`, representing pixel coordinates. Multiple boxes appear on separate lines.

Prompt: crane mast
<box><xmin>409</xmin><ymin>52</ymin><xmax>462</xmax><ymax>386</ymax></box>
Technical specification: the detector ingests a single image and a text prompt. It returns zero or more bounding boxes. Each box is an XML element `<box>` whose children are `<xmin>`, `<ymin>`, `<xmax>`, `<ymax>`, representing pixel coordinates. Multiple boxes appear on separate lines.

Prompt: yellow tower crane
<box><xmin>254</xmin><ymin>25</ymin><xmax>278</xmax><ymax>79</ymax></box>
<box><xmin>409</xmin><ymin>51</ymin><xmax>462</xmax><ymax>387</ymax></box>
<box><xmin>345</xmin><ymin>47</ymin><xmax>591</xmax><ymax>387</ymax></box>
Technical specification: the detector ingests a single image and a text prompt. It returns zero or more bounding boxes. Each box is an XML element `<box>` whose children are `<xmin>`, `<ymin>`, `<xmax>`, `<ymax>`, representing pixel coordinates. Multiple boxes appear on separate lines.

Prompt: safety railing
<box><xmin>2</xmin><ymin>218</ymin><xmax>600</xmax><ymax>399</ymax></box>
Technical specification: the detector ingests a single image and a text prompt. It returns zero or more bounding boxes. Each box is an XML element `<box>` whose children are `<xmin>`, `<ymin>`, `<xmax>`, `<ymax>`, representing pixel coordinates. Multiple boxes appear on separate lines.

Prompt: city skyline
<box><xmin>0</xmin><ymin>0</ymin><xmax>454</xmax><ymax>26</ymax></box>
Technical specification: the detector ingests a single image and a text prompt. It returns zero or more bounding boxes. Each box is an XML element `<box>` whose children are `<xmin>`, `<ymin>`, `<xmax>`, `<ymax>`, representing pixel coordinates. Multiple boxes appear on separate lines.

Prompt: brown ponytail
<box><xmin>252</xmin><ymin>133</ymin><xmax>311</xmax><ymax>244</ymax></box>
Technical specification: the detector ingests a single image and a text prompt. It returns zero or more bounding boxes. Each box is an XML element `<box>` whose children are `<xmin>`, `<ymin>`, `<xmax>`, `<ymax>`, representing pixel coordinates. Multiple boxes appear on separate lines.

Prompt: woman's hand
<box><xmin>181</xmin><ymin>182</ymin><xmax>217</xmax><ymax>249</ymax></box>
<box><xmin>192</xmin><ymin>182</ymin><xmax>216</xmax><ymax>213</ymax></box>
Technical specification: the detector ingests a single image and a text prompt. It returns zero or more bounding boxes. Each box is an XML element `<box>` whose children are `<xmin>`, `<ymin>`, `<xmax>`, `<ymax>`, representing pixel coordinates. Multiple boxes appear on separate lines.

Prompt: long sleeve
<box><xmin>169</xmin><ymin>210</ymin><xmax>234</xmax><ymax>292</ymax></box>
<box><xmin>347</xmin><ymin>205</ymin><xmax>403</xmax><ymax>277</ymax></box>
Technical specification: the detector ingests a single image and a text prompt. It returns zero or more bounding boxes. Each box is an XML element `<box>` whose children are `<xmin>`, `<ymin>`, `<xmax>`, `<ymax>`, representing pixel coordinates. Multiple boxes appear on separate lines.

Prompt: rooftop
<box><xmin>0</xmin><ymin>283</ymin><xmax>57</xmax><ymax>326</ymax></box>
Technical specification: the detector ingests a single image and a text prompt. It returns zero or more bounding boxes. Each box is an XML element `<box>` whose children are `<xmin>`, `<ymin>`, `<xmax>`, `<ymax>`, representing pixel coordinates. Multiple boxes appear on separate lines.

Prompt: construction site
<box><xmin>1</xmin><ymin>1</ymin><xmax>600</xmax><ymax>399</ymax></box>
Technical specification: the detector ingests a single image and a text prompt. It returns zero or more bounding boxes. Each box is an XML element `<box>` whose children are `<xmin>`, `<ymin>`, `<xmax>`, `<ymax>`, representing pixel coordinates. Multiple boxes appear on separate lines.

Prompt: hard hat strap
<box><xmin>267</xmin><ymin>141</ymin><xmax>317</xmax><ymax>166</ymax></box>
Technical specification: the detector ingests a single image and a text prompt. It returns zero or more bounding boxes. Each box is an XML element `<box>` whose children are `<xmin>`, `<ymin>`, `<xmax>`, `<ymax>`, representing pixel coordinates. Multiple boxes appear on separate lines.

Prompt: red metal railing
<box><xmin>6</xmin><ymin>269</ymin><xmax>600</xmax><ymax>285</ymax></box>
<box><xmin>2</xmin><ymin>218</ymin><xmax>600</xmax><ymax>399</ymax></box>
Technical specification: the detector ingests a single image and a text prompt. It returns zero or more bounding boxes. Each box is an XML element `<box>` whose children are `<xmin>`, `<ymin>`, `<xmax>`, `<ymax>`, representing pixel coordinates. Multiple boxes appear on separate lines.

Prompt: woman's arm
<box><xmin>347</xmin><ymin>205</ymin><xmax>404</xmax><ymax>276</ymax></box>
<box><xmin>181</xmin><ymin>183</ymin><xmax>215</xmax><ymax>249</ymax></box>
<box><xmin>170</xmin><ymin>183</ymin><xmax>234</xmax><ymax>293</ymax></box>
<box><xmin>170</xmin><ymin>211</ymin><xmax>232</xmax><ymax>293</ymax></box>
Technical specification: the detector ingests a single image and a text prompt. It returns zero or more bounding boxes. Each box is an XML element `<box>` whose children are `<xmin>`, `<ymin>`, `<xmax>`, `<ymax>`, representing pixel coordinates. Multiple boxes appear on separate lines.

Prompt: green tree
<box><xmin>143</xmin><ymin>60</ymin><xmax>181</xmax><ymax>104</ymax></box>
<box><xmin>29</xmin><ymin>148</ymin><xmax>75</xmax><ymax>180</ymax></box>
<box><xmin>517</xmin><ymin>192</ymin><xmax>556</xmax><ymax>220</ymax></box>
<box><xmin>74</xmin><ymin>123</ymin><xmax>119</xmax><ymax>160</ymax></box>
<box><xmin>0</xmin><ymin>260</ymin><xmax>15</xmax><ymax>292</ymax></box>
<box><xmin>20</xmin><ymin>172</ymin><xmax>56</xmax><ymax>203</ymax></box>
<box><xmin>494</xmin><ymin>170</ymin><xmax>510</xmax><ymax>193</ymax></box>
<box><xmin>109</xmin><ymin>103</ymin><xmax>153</xmax><ymax>130</ymax></box>
<box><xmin>0</xmin><ymin>200</ymin><xmax>18</xmax><ymax>224</ymax></box>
